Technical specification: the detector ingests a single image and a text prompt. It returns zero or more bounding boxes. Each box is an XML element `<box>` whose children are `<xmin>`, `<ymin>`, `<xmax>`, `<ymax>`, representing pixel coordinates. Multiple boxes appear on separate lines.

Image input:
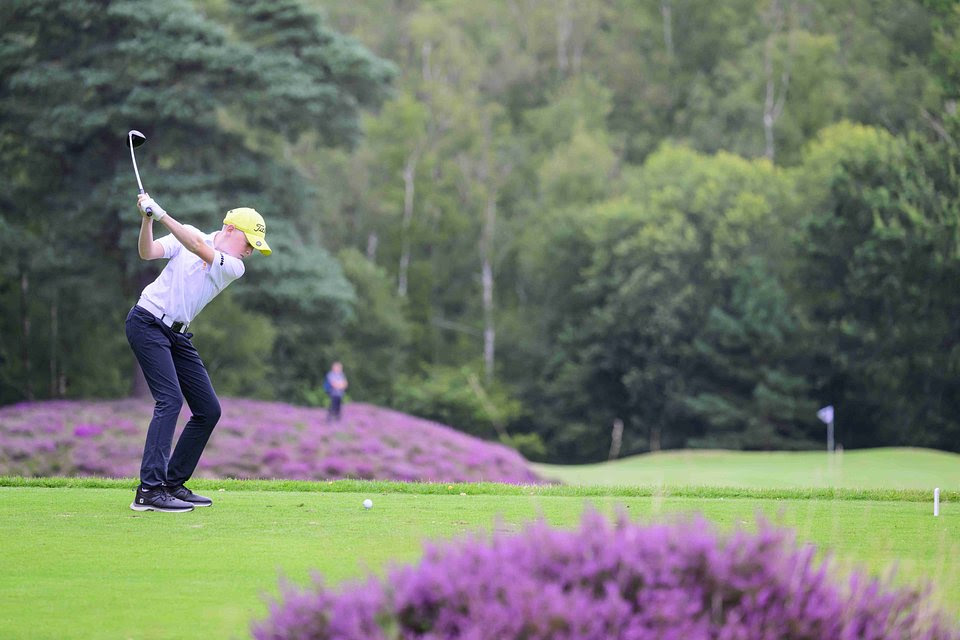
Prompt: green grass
<box><xmin>4</xmin><ymin>474</ymin><xmax>956</xmax><ymax>501</ymax></box>
<box><xmin>1</xmin><ymin>478</ymin><xmax>957</xmax><ymax>639</ymax></box>
<box><xmin>534</xmin><ymin>446</ymin><xmax>960</xmax><ymax>489</ymax></box>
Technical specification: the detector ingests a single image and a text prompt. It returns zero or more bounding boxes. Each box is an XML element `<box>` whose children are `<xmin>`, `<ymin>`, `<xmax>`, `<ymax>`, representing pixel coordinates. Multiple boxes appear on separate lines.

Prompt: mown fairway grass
<box><xmin>1</xmin><ymin>478</ymin><xmax>957</xmax><ymax>640</ymax></box>
<box><xmin>534</xmin><ymin>446</ymin><xmax>960</xmax><ymax>489</ymax></box>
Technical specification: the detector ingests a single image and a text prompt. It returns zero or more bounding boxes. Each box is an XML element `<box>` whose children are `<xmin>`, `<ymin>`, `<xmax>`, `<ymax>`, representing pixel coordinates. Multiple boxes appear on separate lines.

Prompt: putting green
<box><xmin>534</xmin><ymin>447</ymin><xmax>960</xmax><ymax>489</ymax></box>
<box><xmin>0</xmin><ymin>482</ymin><xmax>957</xmax><ymax>639</ymax></box>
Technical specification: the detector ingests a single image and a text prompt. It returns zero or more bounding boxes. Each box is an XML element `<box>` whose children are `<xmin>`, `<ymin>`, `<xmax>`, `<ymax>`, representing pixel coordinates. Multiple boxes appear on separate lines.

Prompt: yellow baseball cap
<box><xmin>223</xmin><ymin>207</ymin><xmax>271</xmax><ymax>256</ymax></box>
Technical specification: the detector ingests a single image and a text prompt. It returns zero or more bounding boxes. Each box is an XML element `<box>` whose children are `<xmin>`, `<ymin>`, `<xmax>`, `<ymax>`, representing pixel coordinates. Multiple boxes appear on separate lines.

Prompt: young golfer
<box><xmin>126</xmin><ymin>193</ymin><xmax>270</xmax><ymax>512</ymax></box>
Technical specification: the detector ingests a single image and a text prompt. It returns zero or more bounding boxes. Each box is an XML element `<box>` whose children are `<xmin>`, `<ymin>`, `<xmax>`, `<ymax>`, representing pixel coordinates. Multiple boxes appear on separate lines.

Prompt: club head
<box><xmin>126</xmin><ymin>130</ymin><xmax>147</xmax><ymax>149</ymax></box>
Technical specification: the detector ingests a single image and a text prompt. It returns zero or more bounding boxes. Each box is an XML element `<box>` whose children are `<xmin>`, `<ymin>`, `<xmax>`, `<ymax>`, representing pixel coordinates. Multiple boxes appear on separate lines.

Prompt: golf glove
<box><xmin>138</xmin><ymin>194</ymin><xmax>167</xmax><ymax>221</ymax></box>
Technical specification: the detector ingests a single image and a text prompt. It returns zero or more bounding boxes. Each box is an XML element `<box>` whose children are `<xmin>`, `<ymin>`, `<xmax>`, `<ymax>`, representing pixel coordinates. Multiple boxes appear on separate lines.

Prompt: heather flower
<box><xmin>73</xmin><ymin>424</ymin><xmax>103</xmax><ymax>438</ymax></box>
<box><xmin>0</xmin><ymin>399</ymin><xmax>542</xmax><ymax>484</ymax></box>
<box><xmin>252</xmin><ymin>512</ymin><xmax>960</xmax><ymax>640</ymax></box>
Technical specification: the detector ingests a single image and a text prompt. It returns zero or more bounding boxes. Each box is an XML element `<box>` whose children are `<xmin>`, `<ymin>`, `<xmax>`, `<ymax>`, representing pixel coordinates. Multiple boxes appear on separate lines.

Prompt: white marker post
<box><xmin>934</xmin><ymin>488</ymin><xmax>940</xmax><ymax>517</ymax></box>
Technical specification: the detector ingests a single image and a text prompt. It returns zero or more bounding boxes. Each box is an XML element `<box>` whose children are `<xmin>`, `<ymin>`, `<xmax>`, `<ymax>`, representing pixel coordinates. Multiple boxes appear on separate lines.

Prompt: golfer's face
<box><xmin>225</xmin><ymin>227</ymin><xmax>255</xmax><ymax>259</ymax></box>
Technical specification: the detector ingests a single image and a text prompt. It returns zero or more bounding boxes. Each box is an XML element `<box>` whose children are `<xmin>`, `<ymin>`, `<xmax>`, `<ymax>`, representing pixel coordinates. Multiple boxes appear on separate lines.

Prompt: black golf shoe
<box><xmin>168</xmin><ymin>484</ymin><xmax>213</xmax><ymax>507</ymax></box>
<box><xmin>130</xmin><ymin>486</ymin><xmax>194</xmax><ymax>513</ymax></box>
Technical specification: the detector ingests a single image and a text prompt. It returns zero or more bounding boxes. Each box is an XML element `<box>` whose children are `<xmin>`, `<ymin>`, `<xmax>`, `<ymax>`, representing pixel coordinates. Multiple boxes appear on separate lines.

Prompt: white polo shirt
<box><xmin>137</xmin><ymin>226</ymin><xmax>245</xmax><ymax>325</ymax></box>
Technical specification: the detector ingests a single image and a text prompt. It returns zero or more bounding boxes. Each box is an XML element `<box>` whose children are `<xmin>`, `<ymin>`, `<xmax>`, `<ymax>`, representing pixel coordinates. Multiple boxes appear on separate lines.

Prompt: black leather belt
<box><xmin>161</xmin><ymin>315</ymin><xmax>189</xmax><ymax>334</ymax></box>
<box><xmin>136</xmin><ymin>302</ymin><xmax>189</xmax><ymax>334</ymax></box>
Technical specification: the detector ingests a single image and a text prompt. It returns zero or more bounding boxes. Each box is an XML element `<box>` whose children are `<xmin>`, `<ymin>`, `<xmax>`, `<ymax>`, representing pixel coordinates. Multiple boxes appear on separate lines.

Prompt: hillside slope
<box><xmin>0</xmin><ymin>398</ymin><xmax>542</xmax><ymax>484</ymax></box>
<box><xmin>535</xmin><ymin>448</ymin><xmax>960</xmax><ymax>490</ymax></box>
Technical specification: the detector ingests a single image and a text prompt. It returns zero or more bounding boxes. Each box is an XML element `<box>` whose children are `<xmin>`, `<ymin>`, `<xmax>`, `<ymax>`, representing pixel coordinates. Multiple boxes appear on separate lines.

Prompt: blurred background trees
<box><xmin>2</xmin><ymin>0</ymin><xmax>958</xmax><ymax>461</ymax></box>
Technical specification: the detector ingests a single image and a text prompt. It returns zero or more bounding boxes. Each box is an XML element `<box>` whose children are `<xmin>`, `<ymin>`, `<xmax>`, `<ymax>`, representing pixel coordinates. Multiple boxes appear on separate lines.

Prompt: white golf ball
<box><xmin>363</xmin><ymin>499</ymin><xmax>373</xmax><ymax>509</ymax></box>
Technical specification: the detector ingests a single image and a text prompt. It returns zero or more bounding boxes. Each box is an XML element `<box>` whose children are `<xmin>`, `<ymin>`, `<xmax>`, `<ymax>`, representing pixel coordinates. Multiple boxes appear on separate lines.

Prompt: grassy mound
<box><xmin>535</xmin><ymin>447</ymin><xmax>960</xmax><ymax>490</ymax></box>
<box><xmin>0</xmin><ymin>398</ymin><xmax>542</xmax><ymax>484</ymax></box>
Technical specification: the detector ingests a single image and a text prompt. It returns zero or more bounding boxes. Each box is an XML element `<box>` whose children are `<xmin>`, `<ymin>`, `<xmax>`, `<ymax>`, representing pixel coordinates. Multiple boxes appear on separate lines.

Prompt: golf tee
<box><xmin>934</xmin><ymin>487</ymin><xmax>940</xmax><ymax>517</ymax></box>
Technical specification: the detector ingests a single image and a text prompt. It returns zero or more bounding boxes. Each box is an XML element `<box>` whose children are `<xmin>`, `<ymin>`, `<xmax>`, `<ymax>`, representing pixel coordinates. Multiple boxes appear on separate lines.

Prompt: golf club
<box><xmin>126</xmin><ymin>129</ymin><xmax>152</xmax><ymax>216</ymax></box>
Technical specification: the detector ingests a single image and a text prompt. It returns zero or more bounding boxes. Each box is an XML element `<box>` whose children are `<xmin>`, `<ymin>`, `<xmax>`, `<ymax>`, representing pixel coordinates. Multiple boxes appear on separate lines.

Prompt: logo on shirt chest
<box><xmin>187</xmin><ymin>255</ymin><xmax>209</xmax><ymax>275</ymax></box>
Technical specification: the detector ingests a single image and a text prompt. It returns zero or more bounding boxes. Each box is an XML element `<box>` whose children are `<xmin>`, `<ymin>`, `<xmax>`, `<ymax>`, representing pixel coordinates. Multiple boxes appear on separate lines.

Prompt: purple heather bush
<box><xmin>0</xmin><ymin>399</ymin><xmax>541</xmax><ymax>484</ymax></box>
<box><xmin>252</xmin><ymin>511</ymin><xmax>959</xmax><ymax>640</ymax></box>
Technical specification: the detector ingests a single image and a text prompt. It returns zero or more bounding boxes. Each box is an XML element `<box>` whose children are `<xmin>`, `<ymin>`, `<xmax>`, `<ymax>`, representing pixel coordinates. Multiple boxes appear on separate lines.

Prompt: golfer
<box><xmin>126</xmin><ymin>193</ymin><xmax>271</xmax><ymax>512</ymax></box>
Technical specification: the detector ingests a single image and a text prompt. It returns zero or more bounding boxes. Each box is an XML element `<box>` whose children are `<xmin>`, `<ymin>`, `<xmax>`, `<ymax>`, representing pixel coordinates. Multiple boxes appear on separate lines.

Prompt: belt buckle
<box><xmin>171</xmin><ymin>321</ymin><xmax>186</xmax><ymax>333</ymax></box>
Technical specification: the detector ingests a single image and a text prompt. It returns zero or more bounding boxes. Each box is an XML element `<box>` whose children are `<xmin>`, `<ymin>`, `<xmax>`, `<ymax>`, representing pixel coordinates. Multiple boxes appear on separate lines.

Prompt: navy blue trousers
<box><xmin>328</xmin><ymin>394</ymin><xmax>343</xmax><ymax>421</ymax></box>
<box><xmin>125</xmin><ymin>306</ymin><xmax>221</xmax><ymax>488</ymax></box>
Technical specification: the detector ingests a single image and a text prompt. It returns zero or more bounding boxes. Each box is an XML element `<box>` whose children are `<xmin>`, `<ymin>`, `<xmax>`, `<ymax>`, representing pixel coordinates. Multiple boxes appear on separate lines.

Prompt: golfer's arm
<box><xmin>158</xmin><ymin>215</ymin><xmax>215</xmax><ymax>264</ymax></box>
<box><xmin>138</xmin><ymin>218</ymin><xmax>165</xmax><ymax>260</ymax></box>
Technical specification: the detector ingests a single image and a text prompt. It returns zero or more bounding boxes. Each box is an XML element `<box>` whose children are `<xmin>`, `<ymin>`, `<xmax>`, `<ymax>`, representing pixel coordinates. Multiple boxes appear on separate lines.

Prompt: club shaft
<box><xmin>128</xmin><ymin>133</ymin><xmax>152</xmax><ymax>215</ymax></box>
<box><xmin>128</xmin><ymin>135</ymin><xmax>145</xmax><ymax>192</ymax></box>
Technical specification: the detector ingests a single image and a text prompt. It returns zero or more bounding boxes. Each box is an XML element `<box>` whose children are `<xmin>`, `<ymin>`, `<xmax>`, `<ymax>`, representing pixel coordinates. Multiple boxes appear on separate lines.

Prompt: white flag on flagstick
<box><xmin>817</xmin><ymin>405</ymin><xmax>834</xmax><ymax>424</ymax></box>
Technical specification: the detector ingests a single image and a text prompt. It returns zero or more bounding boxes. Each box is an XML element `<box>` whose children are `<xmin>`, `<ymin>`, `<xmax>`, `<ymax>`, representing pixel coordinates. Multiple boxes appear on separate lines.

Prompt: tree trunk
<box><xmin>609</xmin><ymin>419</ymin><xmax>624</xmax><ymax>460</ymax></box>
<box><xmin>480</xmin><ymin>121</ymin><xmax>497</xmax><ymax>385</ymax></box>
<box><xmin>19</xmin><ymin>266</ymin><xmax>33</xmax><ymax>401</ymax></box>
<box><xmin>763</xmin><ymin>0</ymin><xmax>790</xmax><ymax>161</ymax></box>
<box><xmin>556</xmin><ymin>0</ymin><xmax>572</xmax><ymax>73</ymax></box>
<box><xmin>49</xmin><ymin>289</ymin><xmax>58</xmax><ymax>397</ymax></box>
<box><xmin>366</xmin><ymin>231</ymin><xmax>379</xmax><ymax>262</ymax></box>
<box><xmin>397</xmin><ymin>153</ymin><xmax>418</xmax><ymax>297</ymax></box>
<box><xmin>482</xmin><ymin>208</ymin><xmax>495</xmax><ymax>384</ymax></box>
<box><xmin>660</xmin><ymin>0</ymin><xmax>675</xmax><ymax>60</ymax></box>
<box><xmin>421</xmin><ymin>41</ymin><xmax>433</xmax><ymax>83</ymax></box>
<box><xmin>650</xmin><ymin>425</ymin><xmax>662</xmax><ymax>452</ymax></box>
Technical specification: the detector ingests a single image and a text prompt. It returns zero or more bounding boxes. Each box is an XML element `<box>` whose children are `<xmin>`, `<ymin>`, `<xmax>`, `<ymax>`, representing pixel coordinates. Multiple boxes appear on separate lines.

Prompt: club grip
<box><xmin>138</xmin><ymin>188</ymin><xmax>153</xmax><ymax>216</ymax></box>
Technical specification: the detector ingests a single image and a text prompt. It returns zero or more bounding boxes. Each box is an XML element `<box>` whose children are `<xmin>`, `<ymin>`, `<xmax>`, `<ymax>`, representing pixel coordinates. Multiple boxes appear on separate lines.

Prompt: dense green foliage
<box><xmin>3</xmin><ymin>0</ymin><xmax>959</xmax><ymax>461</ymax></box>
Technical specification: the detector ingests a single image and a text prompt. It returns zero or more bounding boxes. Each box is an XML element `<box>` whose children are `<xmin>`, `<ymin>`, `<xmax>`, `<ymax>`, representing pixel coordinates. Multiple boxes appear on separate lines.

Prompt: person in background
<box><xmin>323</xmin><ymin>362</ymin><xmax>349</xmax><ymax>422</ymax></box>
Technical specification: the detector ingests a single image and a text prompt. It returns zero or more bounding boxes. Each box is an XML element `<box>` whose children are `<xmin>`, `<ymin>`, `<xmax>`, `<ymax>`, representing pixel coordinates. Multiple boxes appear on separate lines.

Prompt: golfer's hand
<box><xmin>137</xmin><ymin>193</ymin><xmax>167</xmax><ymax>221</ymax></box>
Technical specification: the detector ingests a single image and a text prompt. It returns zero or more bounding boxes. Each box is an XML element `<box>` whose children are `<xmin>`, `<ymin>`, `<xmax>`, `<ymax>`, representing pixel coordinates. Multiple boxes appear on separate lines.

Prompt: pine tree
<box><xmin>0</xmin><ymin>0</ymin><xmax>393</xmax><ymax>401</ymax></box>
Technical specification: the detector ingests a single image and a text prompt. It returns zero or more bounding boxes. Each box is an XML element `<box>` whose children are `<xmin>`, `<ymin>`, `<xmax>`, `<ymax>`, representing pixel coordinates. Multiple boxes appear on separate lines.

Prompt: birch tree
<box><xmin>762</xmin><ymin>0</ymin><xmax>793</xmax><ymax>161</ymax></box>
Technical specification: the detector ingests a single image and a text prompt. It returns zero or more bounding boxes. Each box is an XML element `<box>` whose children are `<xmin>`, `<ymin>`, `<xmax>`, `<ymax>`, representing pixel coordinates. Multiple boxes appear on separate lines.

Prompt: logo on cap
<box><xmin>223</xmin><ymin>207</ymin><xmax>271</xmax><ymax>256</ymax></box>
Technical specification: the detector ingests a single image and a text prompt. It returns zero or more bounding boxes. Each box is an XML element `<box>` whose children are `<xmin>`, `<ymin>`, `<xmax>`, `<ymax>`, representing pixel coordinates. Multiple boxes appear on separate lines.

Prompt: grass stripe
<box><xmin>1</xmin><ymin>475</ymin><xmax>953</xmax><ymax>502</ymax></box>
